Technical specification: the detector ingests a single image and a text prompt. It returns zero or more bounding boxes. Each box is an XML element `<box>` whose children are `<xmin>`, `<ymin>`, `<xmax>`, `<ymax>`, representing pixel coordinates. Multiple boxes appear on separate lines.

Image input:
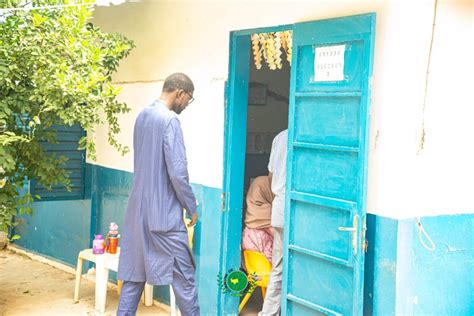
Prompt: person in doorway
<box><xmin>117</xmin><ymin>73</ymin><xmax>199</xmax><ymax>316</ymax></box>
<box><xmin>259</xmin><ymin>129</ymin><xmax>288</xmax><ymax>316</ymax></box>
<box><xmin>241</xmin><ymin>175</ymin><xmax>275</xmax><ymax>262</ymax></box>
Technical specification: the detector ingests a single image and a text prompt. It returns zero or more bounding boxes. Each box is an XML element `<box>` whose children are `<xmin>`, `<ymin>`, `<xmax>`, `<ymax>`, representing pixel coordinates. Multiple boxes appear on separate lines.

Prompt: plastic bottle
<box><xmin>92</xmin><ymin>234</ymin><xmax>105</xmax><ymax>254</ymax></box>
<box><xmin>106</xmin><ymin>222</ymin><xmax>120</xmax><ymax>254</ymax></box>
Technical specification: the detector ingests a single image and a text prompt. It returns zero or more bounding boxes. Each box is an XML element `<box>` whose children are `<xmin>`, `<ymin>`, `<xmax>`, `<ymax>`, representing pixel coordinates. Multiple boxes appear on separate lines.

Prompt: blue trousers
<box><xmin>117</xmin><ymin>260</ymin><xmax>200</xmax><ymax>316</ymax></box>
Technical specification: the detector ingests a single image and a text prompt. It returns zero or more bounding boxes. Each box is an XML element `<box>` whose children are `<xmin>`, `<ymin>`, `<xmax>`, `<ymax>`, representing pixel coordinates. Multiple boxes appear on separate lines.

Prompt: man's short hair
<box><xmin>162</xmin><ymin>73</ymin><xmax>194</xmax><ymax>93</ymax></box>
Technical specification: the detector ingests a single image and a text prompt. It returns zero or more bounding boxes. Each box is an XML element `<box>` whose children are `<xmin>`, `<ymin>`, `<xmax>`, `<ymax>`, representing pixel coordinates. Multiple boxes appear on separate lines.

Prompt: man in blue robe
<box><xmin>117</xmin><ymin>73</ymin><xmax>199</xmax><ymax>316</ymax></box>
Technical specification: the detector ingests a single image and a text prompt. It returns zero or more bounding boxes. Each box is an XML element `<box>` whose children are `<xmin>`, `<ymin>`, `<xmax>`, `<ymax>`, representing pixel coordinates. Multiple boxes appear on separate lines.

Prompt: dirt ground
<box><xmin>0</xmin><ymin>248</ymin><xmax>168</xmax><ymax>316</ymax></box>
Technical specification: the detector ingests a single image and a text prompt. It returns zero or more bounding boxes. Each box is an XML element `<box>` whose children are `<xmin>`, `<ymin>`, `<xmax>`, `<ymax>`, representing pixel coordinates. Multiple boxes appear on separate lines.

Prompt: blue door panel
<box><xmin>288</xmin><ymin>302</ymin><xmax>328</xmax><ymax>316</ymax></box>
<box><xmin>293</xmin><ymin>149</ymin><xmax>359</xmax><ymax>202</ymax></box>
<box><xmin>53</xmin><ymin>125</ymin><xmax>84</xmax><ymax>132</ymax></box>
<box><xmin>34</xmin><ymin>187</ymin><xmax>83</xmax><ymax>196</ymax></box>
<box><xmin>296</xmin><ymin>40</ymin><xmax>366</xmax><ymax>93</ymax></box>
<box><xmin>42</xmin><ymin>143</ymin><xmax>82</xmax><ymax>151</ymax></box>
<box><xmin>283</xmin><ymin>13</ymin><xmax>376</xmax><ymax>315</ymax></box>
<box><xmin>291</xmin><ymin>201</ymin><xmax>351</xmax><ymax>261</ymax></box>
<box><xmin>34</xmin><ymin>179</ymin><xmax>83</xmax><ymax>189</ymax></box>
<box><xmin>295</xmin><ymin>96</ymin><xmax>361</xmax><ymax>147</ymax></box>
<box><xmin>55</xmin><ymin>131</ymin><xmax>85</xmax><ymax>141</ymax></box>
<box><xmin>221</xmin><ymin>33</ymin><xmax>251</xmax><ymax>314</ymax></box>
<box><xmin>32</xmin><ymin>125</ymin><xmax>86</xmax><ymax>200</ymax></box>
<box><xmin>288</xmin><ymin>252</ymin><xmax>353</xmax><ymax>315</ymax></box>
<box><xmin>60</xmin><ymin>159</ymin><xmax>84</xmax><ymax>169</ymax></box>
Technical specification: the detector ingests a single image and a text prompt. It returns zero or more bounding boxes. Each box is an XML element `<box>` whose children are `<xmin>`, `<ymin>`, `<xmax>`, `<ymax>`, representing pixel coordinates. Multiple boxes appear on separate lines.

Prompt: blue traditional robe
<box><xmin>118</xmin><ymin>100</ymin><xmax>197</xmax><ymax>286</ymax></box>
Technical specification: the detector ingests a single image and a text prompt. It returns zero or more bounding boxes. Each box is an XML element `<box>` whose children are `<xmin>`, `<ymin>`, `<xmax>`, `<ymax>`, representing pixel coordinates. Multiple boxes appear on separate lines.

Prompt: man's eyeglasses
<box><xmin>184</xmin><ymin>91</ymin><xmax>195</xmax><ymax>104</ymax></box>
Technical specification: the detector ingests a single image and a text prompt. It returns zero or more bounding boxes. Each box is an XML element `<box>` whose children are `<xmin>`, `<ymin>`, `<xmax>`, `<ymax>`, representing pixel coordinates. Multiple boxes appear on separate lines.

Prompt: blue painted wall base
<box><xmin>15</xmin><ymin>199</ymin><xmax>92</xmax><ymax>267</ymax></box>
<box><xmin>14</xmin><ymin>164</ymin><xmax>223</xmax><ymax>314</ymax></box>
<box><xmin>364</xmin><ymin>213</ymin><xmax>474</xmax><ymax>315</ymax></box>
<box><xmin>14</xmin><ymin>164</ymin><xmax>474</xmax><ymax>315</ymax></box>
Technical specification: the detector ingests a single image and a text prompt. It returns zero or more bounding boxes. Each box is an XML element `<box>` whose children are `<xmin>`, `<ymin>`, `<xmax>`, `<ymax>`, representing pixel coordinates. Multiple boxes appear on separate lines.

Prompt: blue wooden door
<box><xmin>282</xmin><ymin>14</ymin><xmax>376</xmax><ymax>315</ymax></box>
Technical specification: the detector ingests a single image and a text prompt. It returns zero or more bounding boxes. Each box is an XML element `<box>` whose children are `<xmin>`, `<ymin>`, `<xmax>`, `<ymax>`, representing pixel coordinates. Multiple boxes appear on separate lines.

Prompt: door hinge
<box><xmin>221</xmin><ymin>192</ymin><xmax>226</xmax><ymax>211</ymax></box>
<box><xmin>363</xmin><ymin>240</ymin><xmax>369</xmax><ymax>253</ymax></box>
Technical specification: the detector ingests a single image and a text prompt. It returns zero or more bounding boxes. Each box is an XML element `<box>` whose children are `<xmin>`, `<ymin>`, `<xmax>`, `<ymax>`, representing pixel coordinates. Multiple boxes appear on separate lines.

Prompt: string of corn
<box><xmin>259</xmin><ymin>33</ymin><xmax>267</xmax><ymax>64</ymax></box>
<box><xmin>274</xmin><ymin>32</ymin><xmax>283</xmax><ymax>69</ymax></box>
<box><xmin>251</xmin><ymin>31</ymin><xmax>292</xmax><ymax>70</ymax></box>
<box><xmin>285</xmin><ymin>30</ymin><xmax>293</xmax><ymax>66</ymax></box>
<box><xmin>251</xmin><ymin>34</ymin><xmax>262</xmax><ymax>69</ymax></box>
<box><xmin>265</xmin><ymin>33</ymin><xmax>277</xmax><ymax>70</ymax></box>
<box><xmin>279</xmin><ymin>31</ymin><xmax>288</xmax><ymax>54</ymax></box>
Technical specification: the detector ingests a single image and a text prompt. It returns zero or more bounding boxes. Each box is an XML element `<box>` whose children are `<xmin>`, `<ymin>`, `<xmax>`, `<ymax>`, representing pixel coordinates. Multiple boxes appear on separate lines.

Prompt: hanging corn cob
<box><xmin>251</xmin><ymin>31</ymin><xmax>293</xmax><ymax>70</ymax></box>
<box><xmin>274</xmin><ymin>32</ymin><xmax>283</xmax><ymax>69</ymax></box>
<box><xmin>259</xmin><ymin>33</ymin><xmax>267</xmax><ymax>64</ymax></box>
<box><xmin>279</xmin><ymin>31</ymin><xmax>287</xmax><ymax>54</ymax></box>
<box><xmin>284</xmin><ymin>30</ymin><xmax>293</xmax><ymax>66</ymax></box>
<box><xmin>265</xmin><ymin>33</ymin><xmax>277</xmax><ymax>70</ymax></box>
<box><xmin>251</xmin><ymin>34</ymin><xmax>262</xmax><ymax>69</ymax></box>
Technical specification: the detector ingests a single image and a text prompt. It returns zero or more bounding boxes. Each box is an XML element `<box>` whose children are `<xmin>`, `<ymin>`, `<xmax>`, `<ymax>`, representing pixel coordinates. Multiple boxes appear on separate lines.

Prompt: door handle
<box><xmin>338</xmin><ymin>214</ymin><xmax>358</xmax><ymax>256</ymax></box>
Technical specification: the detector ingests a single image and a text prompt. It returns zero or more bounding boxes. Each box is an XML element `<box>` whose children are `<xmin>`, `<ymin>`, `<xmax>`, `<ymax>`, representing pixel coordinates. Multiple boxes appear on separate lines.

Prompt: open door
<box><xmin>282</xmin><ymin>14</ymin><xmax>376</xmax><ymax>315</ymax></box>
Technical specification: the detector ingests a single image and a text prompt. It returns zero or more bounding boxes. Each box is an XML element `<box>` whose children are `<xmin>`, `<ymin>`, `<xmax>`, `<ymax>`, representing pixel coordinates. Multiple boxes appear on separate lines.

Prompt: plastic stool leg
<box><xmin>239</xmin><ymin>291</ymin><xmax>253</xmax><ymax>312</ymax></box>
<box><xmin>117</xmin><ymin>279</ymin><xmax>123</xmax><ymax>295</ymax></box>
<box><xmin>73</xmin><ymin>256</ymin><xmax>83</xmax><ymax>302</ymax></box>
<box><xmin>170</xmin><ymin>286</ymin><xmax>176</xmax><ymax>316</ymax></box>
<box><xmin>144</xmin><ymin>283</ymin><xmax>153</xmax><ymax>306</ymax></box>
<box><xmin>95</xmin><ymin>264</ymin><xmax>109</xmax><ymax>313</ymax></box>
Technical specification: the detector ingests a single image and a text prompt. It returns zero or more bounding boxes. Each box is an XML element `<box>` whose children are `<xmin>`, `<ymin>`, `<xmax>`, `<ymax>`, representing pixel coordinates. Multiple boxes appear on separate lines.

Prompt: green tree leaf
<box><xmin>0</xmin><ymin>1</ymin><xmax>134</xmax><ymax>236</ymax></box>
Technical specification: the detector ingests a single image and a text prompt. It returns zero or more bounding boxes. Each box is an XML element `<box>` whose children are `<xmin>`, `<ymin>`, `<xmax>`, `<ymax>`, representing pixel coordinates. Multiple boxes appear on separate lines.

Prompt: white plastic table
<box><xmin>73</xmin><ymin>248</ymin><xmax>153</xmax><ymax>313</ymax></box>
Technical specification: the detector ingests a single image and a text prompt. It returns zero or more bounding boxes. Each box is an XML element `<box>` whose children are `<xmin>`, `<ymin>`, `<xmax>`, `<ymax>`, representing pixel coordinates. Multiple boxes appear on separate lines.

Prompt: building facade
<box><xmin>15</xmin><ymin>0</ymin><xmax>473</xmax><ymax>315</ymax></box>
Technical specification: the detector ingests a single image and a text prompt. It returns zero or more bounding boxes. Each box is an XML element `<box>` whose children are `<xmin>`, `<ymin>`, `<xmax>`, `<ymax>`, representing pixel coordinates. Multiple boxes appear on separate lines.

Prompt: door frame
<box><xmin>221</xmin><ymin>23</ymin><xmax>293</xmax><ymax>315</ymax></box>
<box><xmin>222</xmin><ymin>14</ymin><xmax>375</xmax><ymax>315</ymax></box>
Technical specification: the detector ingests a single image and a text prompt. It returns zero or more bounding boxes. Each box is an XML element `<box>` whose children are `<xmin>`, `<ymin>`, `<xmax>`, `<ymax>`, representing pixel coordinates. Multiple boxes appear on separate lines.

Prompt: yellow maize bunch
<box><xmin>280</xmin><ymin>31</ymin><xmax>288</xmax><ymax>53</ymax></box>
<box><xmin>259</xmin><ymin>33</ymin><xmax>267</xmax><ymax>63</ymax></box>
<box><xmin>265</xmin><ymin>33</ymin><xmax>277</xmax><ymax>70</ymax></box>
<box><xmin>250</xmin><ymin>31</ymin><xmax>293</xmax><ymax>70</ymax></box>
<box><xmin>284</xmin><ymin>30</ymin><xmax>293</xmax><ymax>65</ymax></box>
<box><xmin>274</xmin><ymin>32</ymin><xmax>283</xmax><ymax>69</ymax></box>
<box><xmin>251</xmin><ymin>34</ymin><xmax>262</xmax><ymax>69</ymax></box>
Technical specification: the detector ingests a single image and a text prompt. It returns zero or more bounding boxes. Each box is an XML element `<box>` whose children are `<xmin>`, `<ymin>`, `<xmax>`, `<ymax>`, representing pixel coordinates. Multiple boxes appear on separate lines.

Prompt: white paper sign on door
<box><xmin>313</xmin><ymin>45</ymin><xmax>345</xmax><ymax>82</ymax></box>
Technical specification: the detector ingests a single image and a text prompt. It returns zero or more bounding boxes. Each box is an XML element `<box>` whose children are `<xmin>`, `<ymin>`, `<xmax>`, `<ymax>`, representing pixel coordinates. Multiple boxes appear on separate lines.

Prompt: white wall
<box><xmin>410</xmin><ymin>0</ymin><xmax>474</xmax><ymax>217</ymax></box>
<box><xmin>89</xmin><ymin>78</ymin><xmax>225</xmax><ymax>189</ymax></box>
<box><xmin>92</xmin><ymin>0</ymin><xmax>474</xmax><ymax>218</ymax></box>
<box><xmin>91</xmin><ymin>82</ymin><xmax>161</xmax><ymax>173</ymax></box>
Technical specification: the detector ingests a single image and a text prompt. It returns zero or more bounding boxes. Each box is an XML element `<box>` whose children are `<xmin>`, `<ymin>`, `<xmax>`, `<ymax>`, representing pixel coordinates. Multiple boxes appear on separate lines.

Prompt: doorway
<box><xmin>222</xmin><ymin>14</ymin><xmax>375</xmax><ymax>316</ymax></box>
<box><xmin>220</xmin><ymin>24</ymin><xmax>293</xmax><ymax>315</ymax></box>
<box><xmin>241</xmin><ymin>32</ymin><xmax>291</xmax><ymax>315</ymax></box>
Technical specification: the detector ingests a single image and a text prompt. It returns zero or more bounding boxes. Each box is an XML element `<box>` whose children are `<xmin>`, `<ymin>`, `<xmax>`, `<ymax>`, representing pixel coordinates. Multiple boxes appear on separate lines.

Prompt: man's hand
<box><xmin>188</xmin><ymin>212</ymin><xmax>198</xmax><ymax>227</ymax></box>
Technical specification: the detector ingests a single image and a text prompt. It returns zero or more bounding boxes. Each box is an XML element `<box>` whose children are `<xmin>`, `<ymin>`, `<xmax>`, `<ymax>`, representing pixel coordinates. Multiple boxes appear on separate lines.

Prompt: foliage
<box><xmin>0</xmin><ymin>0</ymin><xmax>135</xmax><ymax>235</ymax></box>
